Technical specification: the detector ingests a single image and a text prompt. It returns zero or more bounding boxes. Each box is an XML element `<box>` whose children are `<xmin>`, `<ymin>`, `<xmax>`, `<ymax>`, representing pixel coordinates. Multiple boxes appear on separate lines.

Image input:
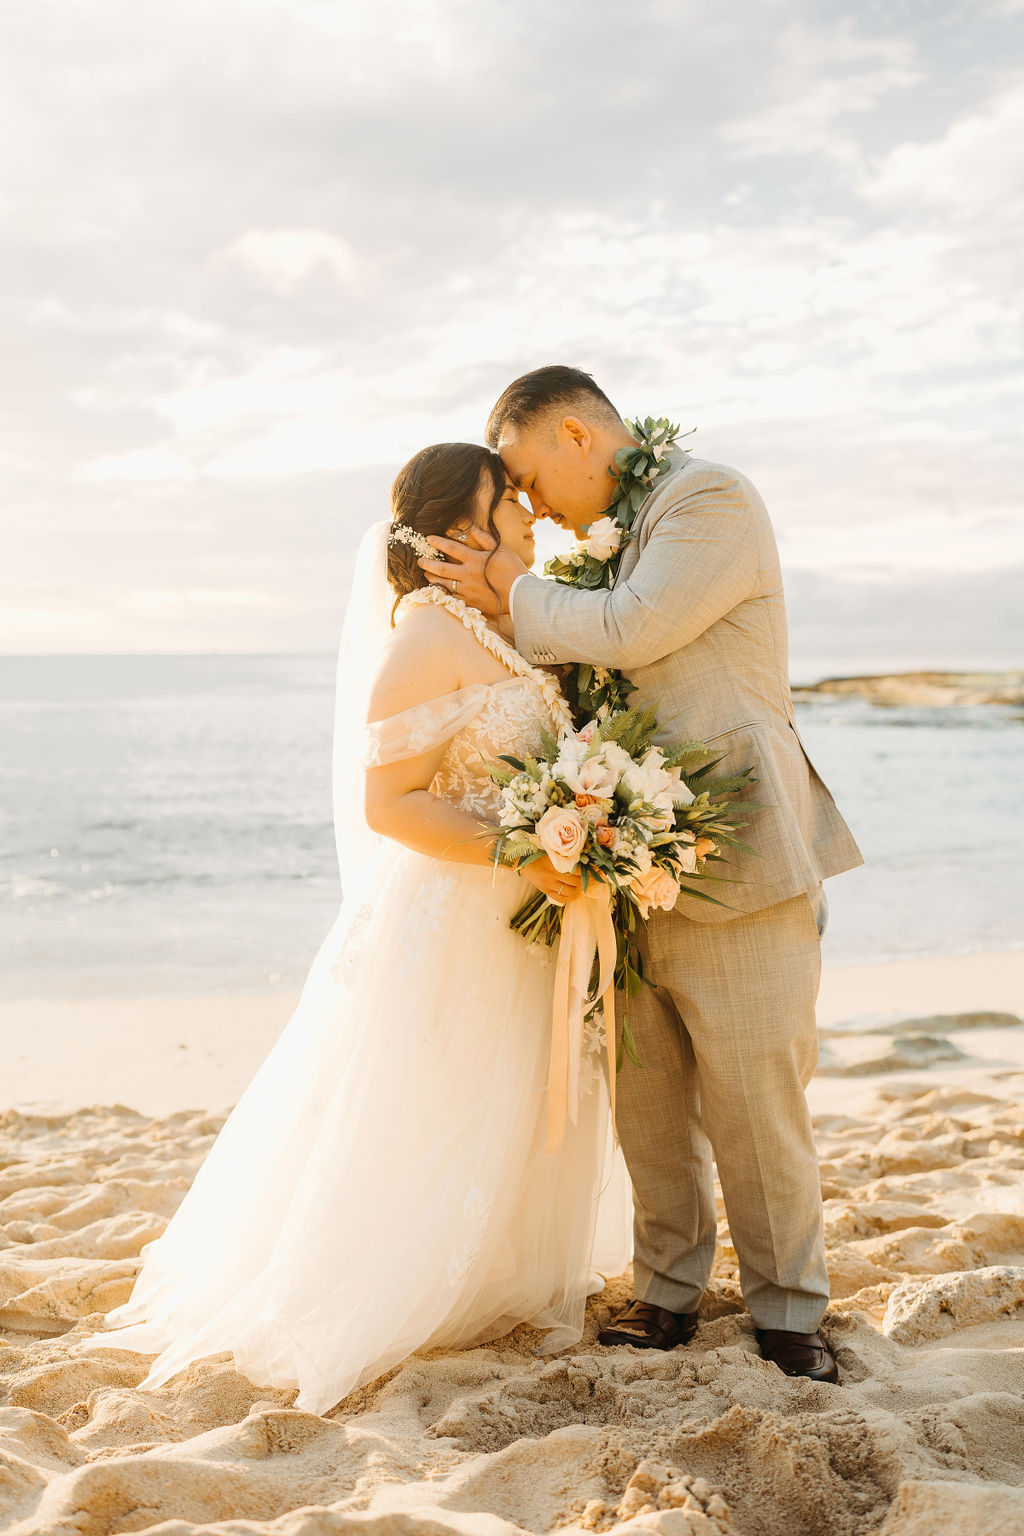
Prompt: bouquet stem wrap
<box><xmin>547</xmin><ymin>882</ymin><xmax>618</xmax><ymax>1154</ymax></box>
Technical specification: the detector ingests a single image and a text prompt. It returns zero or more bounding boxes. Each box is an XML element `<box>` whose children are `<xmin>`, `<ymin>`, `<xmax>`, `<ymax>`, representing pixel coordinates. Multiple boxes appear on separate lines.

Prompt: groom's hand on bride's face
<box><xmin>418</xmin><ymin>535</ymin><xmax>526</xmax><ymax>617</ymax></box>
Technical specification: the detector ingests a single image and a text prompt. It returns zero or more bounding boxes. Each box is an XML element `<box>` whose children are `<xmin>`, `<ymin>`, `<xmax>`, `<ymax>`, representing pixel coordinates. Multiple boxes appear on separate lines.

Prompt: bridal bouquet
<box><xmin>486</xmin><ymin>703</ymin><xmax>759</xmax><ymax>1149</ymax></box>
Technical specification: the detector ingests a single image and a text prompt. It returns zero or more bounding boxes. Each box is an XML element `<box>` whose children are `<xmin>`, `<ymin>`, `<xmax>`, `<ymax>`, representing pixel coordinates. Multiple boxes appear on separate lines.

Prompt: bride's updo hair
<box><xmin>387</xmin><ymin>442</ymin><xmax>506</xmax><ymax>621</ymax></box>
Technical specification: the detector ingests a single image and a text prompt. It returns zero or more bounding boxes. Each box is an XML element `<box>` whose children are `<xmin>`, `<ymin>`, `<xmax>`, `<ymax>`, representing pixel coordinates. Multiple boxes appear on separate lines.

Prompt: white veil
<box><xmin>331</xmin><ymin>518</ymin><xmax>396</xmax><ymax>901</ymax></box>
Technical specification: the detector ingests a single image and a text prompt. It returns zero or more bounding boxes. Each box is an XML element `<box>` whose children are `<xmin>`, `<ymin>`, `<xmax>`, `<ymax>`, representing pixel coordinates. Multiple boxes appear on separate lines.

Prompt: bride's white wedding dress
<box><xmin>73</xmin><ymin>553</ymin><xmax>630</xmax><ymax>1415</ymax></box>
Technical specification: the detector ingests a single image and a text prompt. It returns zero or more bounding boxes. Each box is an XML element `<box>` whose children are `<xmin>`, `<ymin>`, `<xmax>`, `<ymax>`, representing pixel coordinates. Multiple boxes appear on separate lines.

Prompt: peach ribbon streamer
<box><xmin>546</xmin><ymin>880</ymin><xmax>618</xmax><ymax>1155</ymax></box>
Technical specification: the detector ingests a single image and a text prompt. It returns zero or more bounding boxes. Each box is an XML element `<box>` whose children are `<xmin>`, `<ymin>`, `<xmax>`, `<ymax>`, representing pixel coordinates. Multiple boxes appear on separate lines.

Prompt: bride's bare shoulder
<box><xmin>368</xmin><ymin>598</ymin><xmax>475</xmax><ymax>718</ymax></box>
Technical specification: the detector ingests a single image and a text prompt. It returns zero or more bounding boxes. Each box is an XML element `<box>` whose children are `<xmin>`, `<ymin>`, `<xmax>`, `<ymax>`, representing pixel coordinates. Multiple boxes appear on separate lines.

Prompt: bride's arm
<box><xmin>363</xmin><ymin>609</ymin><xmax>580</xmax><ymax>901</ymax></box>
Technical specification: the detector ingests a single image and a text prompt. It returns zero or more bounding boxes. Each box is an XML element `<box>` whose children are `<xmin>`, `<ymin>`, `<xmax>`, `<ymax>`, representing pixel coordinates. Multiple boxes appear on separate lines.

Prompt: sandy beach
<box><xmin>2</xmin><ymin>952</ymin><xmax>1023</xmax><ymax>1534</ymax></box>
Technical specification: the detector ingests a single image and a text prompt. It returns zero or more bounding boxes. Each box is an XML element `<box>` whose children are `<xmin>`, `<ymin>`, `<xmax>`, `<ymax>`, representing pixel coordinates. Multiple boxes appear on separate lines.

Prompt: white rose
<box><xmin>565</xmin><ymin>755</ymin><xmax>619</xmax><ymax>799</ymax></box>
<box><xmin>555</xmin><ymin>726</ymin><xmax>584</xmax><ymax>756</ymax></box>
<box><xmin>583</xmin><ymin>516</ymin><xmax>623</xmax><ymax>562</ymax></box>
<box><xmin>623</xmin><ymin>758</ymin><xmax>673</xmax><ymax>804</ymax></box>
<box><xmin>669</xmin><ymin>767</ymin><xmax>696</xmax><ymax>806</ymax></box>
<box><xmin>600</xmin><ymin>741</ymin><xmax>633</xmax><ymax>775</ymax></box>
<box><xmin>552</xmin><ymin>733</ymin><xmax>586</xmax><ymax>781</ymax></box>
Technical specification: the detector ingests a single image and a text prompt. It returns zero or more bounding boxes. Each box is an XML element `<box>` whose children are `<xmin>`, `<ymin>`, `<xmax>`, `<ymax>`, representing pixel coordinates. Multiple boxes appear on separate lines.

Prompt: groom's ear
<box><xmin>559</xmin><ymin>415</ymin><xmax>592</xmax><ymax>455</ymax></box>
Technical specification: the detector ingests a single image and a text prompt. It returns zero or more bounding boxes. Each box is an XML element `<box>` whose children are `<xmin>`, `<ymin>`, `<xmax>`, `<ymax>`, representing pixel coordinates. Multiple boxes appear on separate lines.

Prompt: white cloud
<box><xmin>865</xmin><ymin>75</ymin><xmax>1024</xmax><ymax>216</ymax></box>
<box><xmin>216</xmin><ymin>229</ymin><xmax>361</xmax><ymax>292</ymax></box>
<box><xmin>724</xmin><ymin>20</ymin><xmax>921</xmax><ymax>163</ymax></box>
<box><xmin>1</xmin><ymin>0</ymin><xmax>1022</xmax><ymax>656</ymax></box>
<box><xmin>83</xmin><ymin>447</ymin><xmax>192</xmax><ymax>483</ymax></box>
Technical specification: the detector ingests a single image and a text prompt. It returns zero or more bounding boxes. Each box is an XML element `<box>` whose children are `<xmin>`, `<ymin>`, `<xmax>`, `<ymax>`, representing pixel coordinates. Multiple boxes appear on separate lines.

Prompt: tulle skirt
<box><xmin>75</xmin><ymin>848</ymin><xmax>631</xmax><ymax>1414</ymax></box>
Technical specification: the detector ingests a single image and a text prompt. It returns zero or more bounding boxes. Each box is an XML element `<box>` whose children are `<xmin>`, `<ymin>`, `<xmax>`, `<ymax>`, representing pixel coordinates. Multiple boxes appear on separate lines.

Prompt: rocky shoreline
<box><xmin>791</xmin><ymin>671</ymin><xmax>1024</xmax><ymax>708</ymax></box>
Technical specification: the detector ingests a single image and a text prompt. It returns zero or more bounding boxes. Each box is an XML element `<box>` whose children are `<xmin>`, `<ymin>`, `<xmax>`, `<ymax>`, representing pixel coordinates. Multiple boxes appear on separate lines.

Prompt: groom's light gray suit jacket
<box><xmin>513</xmin><ymin>449</ymin><xmax>863</xmax><ymax>922</ymax></box>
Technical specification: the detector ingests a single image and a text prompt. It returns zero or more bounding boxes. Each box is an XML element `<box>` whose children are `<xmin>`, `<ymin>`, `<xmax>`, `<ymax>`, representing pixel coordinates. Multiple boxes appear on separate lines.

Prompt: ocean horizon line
<box><xmin>1</xmin><ymin>650</ymin><xmax>1021</xmax><ymax>677</ymax></box>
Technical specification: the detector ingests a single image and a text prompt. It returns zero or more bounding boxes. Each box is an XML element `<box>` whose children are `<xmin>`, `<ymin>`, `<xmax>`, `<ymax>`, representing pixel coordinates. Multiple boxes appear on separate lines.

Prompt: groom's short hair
<box><xmin>485</xmin><ymin>365</ymin><xmax>622</xmax><ymax>448</ymax></box>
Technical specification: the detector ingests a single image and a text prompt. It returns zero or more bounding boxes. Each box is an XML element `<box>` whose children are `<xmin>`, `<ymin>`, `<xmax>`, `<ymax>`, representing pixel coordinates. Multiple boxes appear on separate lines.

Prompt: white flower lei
<box><xmin>545</xmin><ymin>415</ymin><xmax>690</xmax><ymax>593</ymax></box>
<box><xmin>544</xmin><ymin>415</ymin><xmax>692</xmax><ymax>719</ymax></box>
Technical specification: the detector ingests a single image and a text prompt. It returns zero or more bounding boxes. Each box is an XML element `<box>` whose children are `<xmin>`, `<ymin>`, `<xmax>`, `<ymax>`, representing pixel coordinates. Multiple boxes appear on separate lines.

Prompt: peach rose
<box><xmin>629</xmin><ymin>864</ymin><xmax>681</xmax><ymax>919</ymax></box>
<box><xmin>536</xmin><ymin>805</ymin><xmax>587</xmax><ymax>874</ymax></box>
<box><xmin>596</xmin><ymin>824</ymin><xmax>615</xmax><ymax>848</ymax></box>
<box><xmin>694</xmin><ymin>836</ymin><xmax>717</xmax><ymax>859</ymax></box>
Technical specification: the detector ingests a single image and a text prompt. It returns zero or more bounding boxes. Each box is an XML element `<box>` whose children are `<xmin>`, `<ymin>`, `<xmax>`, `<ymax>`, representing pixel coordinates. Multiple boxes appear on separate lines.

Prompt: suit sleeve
<box><xmin>512</xmin><ymin>466</ymin><xmax>760</xmax><ymax>669</ymax></box>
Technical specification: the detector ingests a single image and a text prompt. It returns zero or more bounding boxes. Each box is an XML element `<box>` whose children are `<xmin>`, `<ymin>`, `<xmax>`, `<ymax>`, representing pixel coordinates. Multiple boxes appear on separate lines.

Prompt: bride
<box><xmin>72</xmin><ymin>441</ymin><xmax>630</xmax><ymax>1415</ymax></box>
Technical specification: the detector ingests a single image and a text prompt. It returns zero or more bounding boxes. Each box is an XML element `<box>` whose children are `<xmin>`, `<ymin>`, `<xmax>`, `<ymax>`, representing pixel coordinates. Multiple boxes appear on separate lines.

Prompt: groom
<box><xmin>419</xmin><ymin>365</ymin><xmax>863</xmax><ymax>1384</ymax></box>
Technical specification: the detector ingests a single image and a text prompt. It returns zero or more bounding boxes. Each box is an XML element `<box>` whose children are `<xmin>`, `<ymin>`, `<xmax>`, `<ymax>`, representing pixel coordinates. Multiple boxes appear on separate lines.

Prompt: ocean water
<box><xmin>1</xmin><ymin>655</ymin><xmax>1021</xmax><ymax>1000</ymax></box>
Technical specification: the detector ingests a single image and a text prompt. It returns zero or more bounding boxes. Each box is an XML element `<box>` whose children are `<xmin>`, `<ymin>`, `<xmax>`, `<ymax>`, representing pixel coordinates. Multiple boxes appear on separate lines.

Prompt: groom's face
<box><xmin>497</xmin><ymin>418</ymin><xmax>612</xmax><ymax>534</ymax></box>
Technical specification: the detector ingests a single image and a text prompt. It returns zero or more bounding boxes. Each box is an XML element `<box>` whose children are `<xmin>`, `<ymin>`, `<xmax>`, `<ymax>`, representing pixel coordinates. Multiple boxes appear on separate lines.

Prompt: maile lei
<box><xmin>545</xmin><ymin>416</ymin><xmax>693</xmax><ymax>721</ymax></box>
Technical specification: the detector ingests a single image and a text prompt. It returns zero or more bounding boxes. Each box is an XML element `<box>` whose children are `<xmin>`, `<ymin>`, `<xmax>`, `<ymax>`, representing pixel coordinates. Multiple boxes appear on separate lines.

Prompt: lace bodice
<box><xmin>363</xmin><ymin>586</ymin><xmax>572</xmax><ymax>821</ymax></box>
<box><xmin>430</xmin><ymin>675</ymin><xmax>555</xmax><ymax>819</ymax></box>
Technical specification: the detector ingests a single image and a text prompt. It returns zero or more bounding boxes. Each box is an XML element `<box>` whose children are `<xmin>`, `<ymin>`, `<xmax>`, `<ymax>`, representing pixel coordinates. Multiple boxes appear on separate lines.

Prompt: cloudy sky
<box><xmin>2</xmin><ymin>0</ymin><xmax>1022</xmax><ymax>677</ymax></box>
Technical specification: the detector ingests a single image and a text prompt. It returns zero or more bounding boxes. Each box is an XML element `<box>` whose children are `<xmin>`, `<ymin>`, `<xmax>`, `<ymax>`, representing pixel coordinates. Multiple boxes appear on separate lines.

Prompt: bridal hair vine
<box><xmin>388</xmin><ymin>522</ymin><xmax>446</xmax><ymax>562</ymax></box>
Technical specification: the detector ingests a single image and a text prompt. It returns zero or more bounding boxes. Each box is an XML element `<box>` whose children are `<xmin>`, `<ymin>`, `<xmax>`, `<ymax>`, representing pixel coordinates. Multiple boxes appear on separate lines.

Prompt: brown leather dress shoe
<box><xmin>755</xmin><ymin>1327</ymin><xmax>839</xmax><ymax>1383</ymax></box>
<box><xmin>598</xmin><ymin>1299</ymin><xmax>700</xmax><ymax>1349</ymax></box>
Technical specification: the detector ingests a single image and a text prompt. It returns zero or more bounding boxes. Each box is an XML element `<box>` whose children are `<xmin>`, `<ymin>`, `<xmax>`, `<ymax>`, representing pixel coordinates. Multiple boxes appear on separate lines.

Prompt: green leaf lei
<box><xmin>545</xmin><ymin>416</ymin><xmax>693</xmax><ymax>721</ymax></box>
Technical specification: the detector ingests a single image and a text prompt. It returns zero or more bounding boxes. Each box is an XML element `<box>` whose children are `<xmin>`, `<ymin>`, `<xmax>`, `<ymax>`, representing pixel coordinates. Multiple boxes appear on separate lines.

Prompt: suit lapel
<box><xmin>612</xmin><ymin>446</ymin><xmax>691</xmax><ymax>588</ymax></box>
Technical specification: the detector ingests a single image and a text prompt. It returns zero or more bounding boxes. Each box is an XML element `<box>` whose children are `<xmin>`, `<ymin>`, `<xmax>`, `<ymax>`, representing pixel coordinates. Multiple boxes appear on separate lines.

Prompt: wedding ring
<box><xmin>450</xmin><ymin>577</ymin><xmax>458</xmax><ymax>594</ymax></box>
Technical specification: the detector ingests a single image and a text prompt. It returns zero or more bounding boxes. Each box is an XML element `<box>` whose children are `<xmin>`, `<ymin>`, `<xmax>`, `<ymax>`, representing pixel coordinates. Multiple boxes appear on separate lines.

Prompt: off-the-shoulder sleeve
<box><xmin>360</xmin><ymin>683</ymin><xmax>494</xmax><ymax>768</ymax></box>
